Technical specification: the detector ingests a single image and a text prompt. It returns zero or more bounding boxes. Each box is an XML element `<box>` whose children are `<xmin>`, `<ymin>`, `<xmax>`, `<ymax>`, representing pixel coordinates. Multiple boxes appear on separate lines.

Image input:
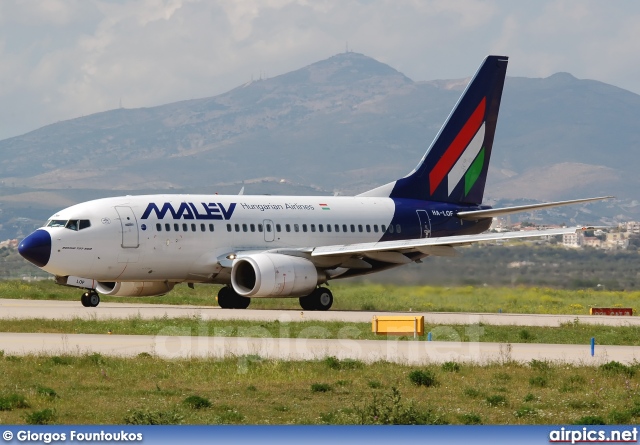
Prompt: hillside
<box><xmin>0</xmin><ymin>52</ymin><xmax>638</xmax><ymax>238</ymax></box>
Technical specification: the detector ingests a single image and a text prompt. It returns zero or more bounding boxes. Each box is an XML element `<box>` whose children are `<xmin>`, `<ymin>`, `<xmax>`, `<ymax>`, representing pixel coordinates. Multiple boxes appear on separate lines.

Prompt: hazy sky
<box><xmin>1</xmin><ymin>0</ymin><xmax>639</xmax><ymax>141</ymax></box>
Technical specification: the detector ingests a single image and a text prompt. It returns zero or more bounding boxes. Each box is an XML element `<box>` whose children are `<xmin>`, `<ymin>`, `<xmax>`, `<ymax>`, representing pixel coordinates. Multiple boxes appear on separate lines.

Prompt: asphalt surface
<box><xmin>2</xmin><ymin>298</ymin><xmax>638</xmax><ymax>364</ymax></box>
<box><xmin>1</xmin><ymin>298</ymin><xmax>638</xmax><ymax>326</ymax></box>
<box><xmin>0</xmin><ymin>332</ymin><xmax>637</xmax><ymax>365</ymax></box>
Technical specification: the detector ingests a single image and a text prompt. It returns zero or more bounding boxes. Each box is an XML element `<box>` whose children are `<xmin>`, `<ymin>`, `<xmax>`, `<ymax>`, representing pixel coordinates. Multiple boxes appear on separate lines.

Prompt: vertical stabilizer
<box><xmin>359</xmin><ymin>55</ymin><xmax>508</xmax><ymax>205</ymax></box>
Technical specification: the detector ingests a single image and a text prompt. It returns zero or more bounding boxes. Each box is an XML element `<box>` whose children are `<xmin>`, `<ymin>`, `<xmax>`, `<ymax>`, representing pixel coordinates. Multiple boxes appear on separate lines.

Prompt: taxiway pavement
<box><xmin>0</xmin><ymin>298</ymin><xmax>637</xmax><ymax>327</ymax></box>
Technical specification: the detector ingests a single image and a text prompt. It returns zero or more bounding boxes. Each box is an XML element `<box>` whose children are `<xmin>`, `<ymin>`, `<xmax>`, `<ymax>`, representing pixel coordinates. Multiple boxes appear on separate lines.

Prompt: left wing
<box><xmin>311</xmin><ymin>227</ymin><xmax>587</xmax><ymax>258</ymax></box>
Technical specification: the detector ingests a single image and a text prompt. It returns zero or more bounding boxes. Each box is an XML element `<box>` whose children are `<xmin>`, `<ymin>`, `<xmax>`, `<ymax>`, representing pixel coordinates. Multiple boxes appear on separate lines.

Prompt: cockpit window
<box><xmin>47</xmin><ymin>219</ymin><xmax>91</xmax><ymax>230</ymax></box>
<box><xmin>47</xmin><ymin>220</ymin><xmax>67</xmax><ymax>228</ymax></box>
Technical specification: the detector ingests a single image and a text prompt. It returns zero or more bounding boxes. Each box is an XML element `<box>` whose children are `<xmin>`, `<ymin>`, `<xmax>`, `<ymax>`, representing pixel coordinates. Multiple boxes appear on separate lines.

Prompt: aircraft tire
<box><xmin>89</xmin><ymin>291</ymin><xmax>100</xmax><ymax>307</ymax></box>
<box><xmin>314</xmin><ymin>287</ymin><xmax>333</xmax><ymax>311</ymax></box>
<box><xmin>217</xmin><ymin>286</ymin><xmax>250</xmax><ymax>309</ymax></box>
<box><xmin>81</xmin><ymin>292</ymin><xmax>91</xmax><ymax>307</ymax></box>
<box><xmin>299</xmin><ymin>287</ymin><xmax>333</xmax><ymax>311</ymax></box>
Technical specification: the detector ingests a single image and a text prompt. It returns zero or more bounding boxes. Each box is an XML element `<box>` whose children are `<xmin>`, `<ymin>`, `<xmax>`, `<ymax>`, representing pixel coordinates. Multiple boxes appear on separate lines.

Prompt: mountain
<box><xmin>1</xmin><ymin>52</ymin><xmax>639</xmax><ymax>239</ymax></box>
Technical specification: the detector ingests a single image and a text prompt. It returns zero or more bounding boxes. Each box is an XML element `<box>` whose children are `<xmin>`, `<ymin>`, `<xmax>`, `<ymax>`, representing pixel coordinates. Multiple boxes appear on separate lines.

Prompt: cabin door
<box><xmin>115</xmin><ymin>206</ymin><xmax>140</xmax><ymax>248</ymax></box>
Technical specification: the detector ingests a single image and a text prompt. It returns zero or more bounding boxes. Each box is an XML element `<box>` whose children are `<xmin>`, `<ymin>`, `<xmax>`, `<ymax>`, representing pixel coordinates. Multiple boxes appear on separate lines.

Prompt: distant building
<box><xmin>563</xmin><ymin>232</ymin><xmax>581</xmax><ymax>247</ymax></box>
<box><xmin>625</xmin><ymin>221</ymin><xmax>640</xmax><ymax>234</ymax></box>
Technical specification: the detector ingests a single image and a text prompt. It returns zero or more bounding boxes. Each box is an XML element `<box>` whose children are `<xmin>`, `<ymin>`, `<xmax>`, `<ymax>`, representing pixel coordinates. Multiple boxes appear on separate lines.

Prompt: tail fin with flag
<box><xmin>359</xmin><ymin>55</ymin><xmax>508</xmax><ymax>205</ymax></box>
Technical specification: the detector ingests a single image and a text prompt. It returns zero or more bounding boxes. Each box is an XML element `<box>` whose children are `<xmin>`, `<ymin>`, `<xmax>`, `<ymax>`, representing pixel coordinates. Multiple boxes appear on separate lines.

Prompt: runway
<box><xmin>0</xmin><ymin>331</ymin><xmax>637</xmax><ymax>365</ymax></box>
<box><xmin>2</xmin><ymin>298</ymin><xmax>638</xmax><ymax>364</ymax></box>
<box><xmin>1</xmin><ymin>298</ymin><xmax>638</xmax><ymax>327</ymax></box>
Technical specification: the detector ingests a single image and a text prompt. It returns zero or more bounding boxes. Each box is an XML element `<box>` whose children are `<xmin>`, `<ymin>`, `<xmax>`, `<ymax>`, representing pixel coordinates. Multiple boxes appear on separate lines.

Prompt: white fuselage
<box><xmin>40</xmin><ymin>194</ymin><xmax>397</xmax><ymax>284</ymax></box>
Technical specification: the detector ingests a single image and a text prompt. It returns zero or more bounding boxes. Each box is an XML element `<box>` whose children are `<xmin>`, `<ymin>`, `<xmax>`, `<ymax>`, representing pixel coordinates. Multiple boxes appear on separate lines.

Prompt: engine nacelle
<box><xmin>231</xmin><ymin>253</ymin><xmax>324</xmax><ymax>297</ymax></box>
<box><xmin>95</xmin><ymin>281</ymin><xmax>176</xmax><ymax>297</ymax></box>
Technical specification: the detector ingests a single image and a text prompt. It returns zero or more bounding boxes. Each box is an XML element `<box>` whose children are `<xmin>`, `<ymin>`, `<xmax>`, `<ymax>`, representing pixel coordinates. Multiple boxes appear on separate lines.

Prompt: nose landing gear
<box><xmin>81</xmin><ymin>290</ymin><xmax>100</xmax><ymax>307</ymax></box>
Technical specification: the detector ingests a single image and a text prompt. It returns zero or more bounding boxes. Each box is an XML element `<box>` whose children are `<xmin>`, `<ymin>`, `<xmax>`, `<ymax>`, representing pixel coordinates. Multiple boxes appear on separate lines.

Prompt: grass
<box><xmin>2</xmin><ymin>280</ymin><xmax>640</xmax><ymax>315</ymax></box>
<box><xmin>2</xmin><ymin>354</ymin><xmax>640</xmax><ymax>424</ymax></box>
<box><xmin>1</xmin><ymin>316</ymin><xmax>640</xmax><ymax>346</ymax></box>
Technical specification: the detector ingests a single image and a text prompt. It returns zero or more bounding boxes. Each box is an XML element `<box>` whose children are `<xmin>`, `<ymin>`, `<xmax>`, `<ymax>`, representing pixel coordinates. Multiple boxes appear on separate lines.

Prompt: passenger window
<box><xmin>381</xmin><ymin>224</ymin><xmax>387</xmax><ymax>233</ymax></box>
<box><xmin>174</xmin><ymin>223</ymin><xmax>179</xmax><ymax>231</ymax></box>
<box><xmin>266</xmin><ymin>224</ymin><xmax>272</xmax><ymax>232</ymax></box>
<box><xmin>235</xmin><ymin>224</ymin><xmax>240</xmax><ymax>232</ymax></box>
<box><xmin>191</xmin><ymin>223</ymin><xmax>196</xmax><ymax>232</ymax></box>
<box><xmin>209</xmin><ymin>224</ymin><xmax>214</xmax><ymax>232</ymax></box>
<box><xmin>302</xmin><ymin>224</ymin><xmax>308</xmax><ymax>232</ymax></box>
<box><xmin>181</xmin><ymin>223</ymin><xmax>187</xmax><ymax>232</ymax></box>
<box><xmin>310</xmin><ymin>224</ymin><xmax>316</xmax><ymax>232</ymax></box>
<box><xmin>276</xmin><ymin>224</ymin><xmax>281</xmax><ymax>232</ymax></box>
<box><xmin>79</xmin><ymin>220</ymin><xmax>91</xmax><ymax>230</ymax></box>
<box><xmin>250</xmin><ymin>224</ymin><xmax>255</xmax><ymax>232</ymax></box>
<box><xmin>396</xmin><ymin>224</ymin><xmax>402</xmax><ymax>233</ymax></box>
<box><xmin>358</xmin><ymin>224</ymin><xmax>363</xmax><ymax>232</ymax></box>
<box><xmin>294</xmin><ymin>224</ymin><xmax>299</xmax><ymax>232</ymax></box>
<box><xmin>156</xmin><ymin>223</ymin><xmax>162</xmax><ymax>232</ymax></box>
<box><xmin>374</xmin><ymin>225</ymin><xmax>379</xmax><ymax>233</ymax></box>
<box><xmin>366</xmin><ymin>224</ymin><xmax>371</xmax><ymax>232</ymax></box>
<box><xmin>333</xmin><ymin>224</ymin><xmax>338</xmax><ymax>232</ymax></box>
<box><xmin>286</xmin><ymin>224</ymin><xmax>291</xmax><ymax>232</ymax></box>
<box><xmin>326</xmin><ymin>225</ymin><xmax>331</xmax><ymax>233</ymax></box>
<box><xmin>242</xmin><ymin>224</ymin><xmax>248</xmax><ymax>232</ymax></box>
<box><xmin>165</xmin><ymin>223</ymin><xmax>171</xmax><ymax>231</ymax></box>
<box><xmin>342</xmin><ymin>224</ymin><xmax>347</xmax><ymax>232</ymax></box>
<box><xmin>227</xmin><ymin>224</ymin><xmax>232</xmax><ymax>232</ymax></box>
<box><xmin>350</xmin><ymin>224</ymin><xmax>355</xmax><ymax>232</ymax></box>
<box><xmin>258</xmin><ymin>224</ymin><xmax>263</xmax><ymax>232</ymax></box>
<box><xmin>201</xmin><ymin>223</ymin><xmax>206</xmax><ymax>232</ymax></box>
<box><xmin>389</xmin><ymin>225</ymin><xmax>394</xmax><ymax>234</ymax></box>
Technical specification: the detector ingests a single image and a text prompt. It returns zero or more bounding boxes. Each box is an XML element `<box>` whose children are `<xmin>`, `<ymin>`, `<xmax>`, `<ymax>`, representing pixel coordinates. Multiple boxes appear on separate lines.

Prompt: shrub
<box><xmin>246</xmin><ymin>385</ymin><xmax>257</xmax><ymax>392</ymax></box>
<box><xmin>216</xmin><ymin>407</ymin><xmax>244</xmax><ymax>424</ymax></box>
<box><xmin>486</xmin><ymin>395</ymin><xmax>507</xmax><ymax>406</ymax></box>
<box><xmin>442</xmin><ymin>362</ymin><xmax>461</xmax><ymax>373</ymax></box>
<box><xmin>600</xmin><ymin>361</ymin><xmax>635</xmax><ymax>377</ymax></box>
<box><xmin>24</xmin><ymin>408</ymin><xmax>56</xmax><ymax>425</ymax></box>
<box><xmin>50</xmin><ymin>356</ymin><xmax>73</xmax><ymax>366</ymax></box>
<box><xmin>355</xmin><ymin>387</ymin><xmax>447</xmax><ymax>425</ymax></box>
<box><xmin>137</xmin><ymin>352</ymin><xmax>153</xmax><ymax>359</ymax></box>
<box><xmin>573</xmin><ymin>416</ymin><xmax>606</xmax><ymax>425</ymax></box>
<box><xmin>183</xmin><ymin>395</ymin><xmax>212</xmax><ymax>410</ymax></box>
<box><xmin>124</xmin><ymin>409</ymin><xmax>183</xmax><ymax>425</ymax></box>
<box><xmin>514</xmin><ymin>406</ymin><xmax>537</xmax><ymax>417</ymax></box>
<box><xmin>609</xmin><ymin>410</ymin><xmax>632</xmax><ymax>424</ymax></box>
<box><xmin>529</xmin><ymin>359</ymin><xmax>551</xmax><ymax>371</ymax></box>
<box><xmin>368</xmin><ymin>380</ymin><xmax>382</xmax><ymax>389</ymax></box>
<box><xmin>324</xmin><ymin>356</ymin><xmax>363</xmax><ymax>370</ymax></box>
<box><xmin>459</xmin><ymin>413</ymin><xmax>482</xmax><ymax>425</ymax></box>
<box><xmin>311</xmin><ymin>383</ymin><xmax>332</xmax><ymax>393</ymax></box>
<box><xmin>518</xmin><ymin>329</ymin><xmax>534</xmax><ymax>341</ymax></box>
<box><xmin>409</xmin><ymin>370</ymin><xmax>437</xmax><ymax>387</ymax></box>
<box><xmin>463</xmin><ymin>388</ymin><xmax>481</xmax><ymax>398</ymax></box>
<box><xmin>529</xmin><ymin>376</ymin><xmax>548</xmax><ymax>388</ymax></box>
<box><xmin>523</xmin><ymin>393</ymin><xmax>537</xmax><ymax>402</ymax></box>
<box><xmin>0</xmin><ymin>394</ymin><xmax>29</xmax><ymax>411</ymax></box>
<box><xmin>37</xmin><ymin>386</ymin><xmax>58</xmax><ymax>399</ymax></box>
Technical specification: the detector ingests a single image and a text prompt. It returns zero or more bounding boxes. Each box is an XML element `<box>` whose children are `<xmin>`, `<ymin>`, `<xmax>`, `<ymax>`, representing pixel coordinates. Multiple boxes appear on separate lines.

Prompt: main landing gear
<box><xmin>217</xmin><ymin>286</ymin><xmax>251</xmax><ymax>309</ymax></box>
<box><xmin>81</xmin><ymin>290</ymin><xmax>100</xmax><ymax>308</ymax></box>
<box><xmin>299</xmin><ymin>287</ymin><xmax>333</xmax><ymax>311</ymax></box>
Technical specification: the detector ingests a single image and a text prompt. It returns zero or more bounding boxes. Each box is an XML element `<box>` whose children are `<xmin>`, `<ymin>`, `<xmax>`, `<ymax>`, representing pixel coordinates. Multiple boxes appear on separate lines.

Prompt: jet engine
<box><xmin>95</xmin><ymin>281</ymin><xmax>175</xmax><ymax>297</ymax></box>
<box><xmin>231</xmin><ymin>253</ymin><xmax>324</xmax><ymax>297</ymax></box>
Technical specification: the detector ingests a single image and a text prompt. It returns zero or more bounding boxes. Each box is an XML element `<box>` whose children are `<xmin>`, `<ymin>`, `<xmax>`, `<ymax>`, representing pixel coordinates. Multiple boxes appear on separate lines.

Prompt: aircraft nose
<box><xmin>18</xmin><ymin>229</ymin><xmax>52</xmax><ymax>267</ymax></box>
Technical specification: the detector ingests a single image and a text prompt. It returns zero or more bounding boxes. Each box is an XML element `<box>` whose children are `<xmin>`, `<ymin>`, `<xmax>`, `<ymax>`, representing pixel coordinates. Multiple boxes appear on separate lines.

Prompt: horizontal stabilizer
<box><xmin>456</xmin><ymin>196</ymin><xmax>613</xmax><ymax>220</ymax></box>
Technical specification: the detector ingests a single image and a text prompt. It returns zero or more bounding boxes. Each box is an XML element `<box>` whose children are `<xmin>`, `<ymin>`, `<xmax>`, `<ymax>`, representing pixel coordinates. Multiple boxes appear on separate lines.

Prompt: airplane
<box><xmin>18</xmin><ymin>55</ymin><xmax>610</xmax><ymax>310</ymax></box>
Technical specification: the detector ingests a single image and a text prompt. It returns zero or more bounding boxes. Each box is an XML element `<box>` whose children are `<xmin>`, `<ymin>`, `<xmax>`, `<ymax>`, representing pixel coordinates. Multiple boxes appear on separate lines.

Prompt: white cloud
<box><xmin>1</xmin><ymin>0</ymin><xmax>639</xmax><ymax>140</ymax></box>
